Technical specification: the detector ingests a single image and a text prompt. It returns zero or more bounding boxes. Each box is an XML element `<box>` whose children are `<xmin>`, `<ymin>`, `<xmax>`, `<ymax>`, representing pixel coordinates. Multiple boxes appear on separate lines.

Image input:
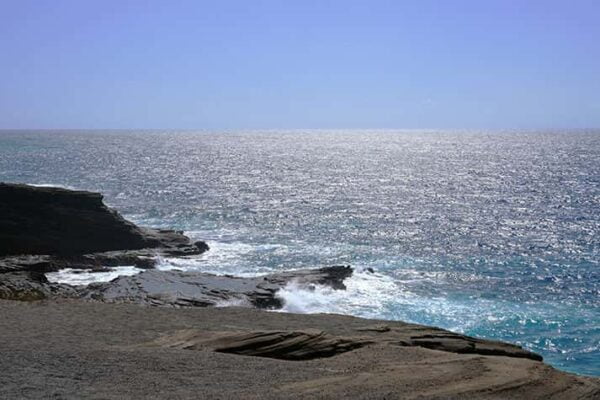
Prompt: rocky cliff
<box><xmin>0</xmin><ymin>183</ymin><xmax>205</xmax><ymax>256</ymax></box>
<box><xmin>0</xmin><ymin>183</ymin><xmax>350</xmax><ymax>309</ymax></box>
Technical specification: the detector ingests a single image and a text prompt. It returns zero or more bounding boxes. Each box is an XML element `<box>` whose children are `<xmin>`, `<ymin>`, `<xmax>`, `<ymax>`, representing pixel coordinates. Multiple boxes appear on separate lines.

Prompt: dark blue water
<box><xmin>1</xmin><ymin>130</ymin><xmax>598</xmax><ymax>376</ymax></box>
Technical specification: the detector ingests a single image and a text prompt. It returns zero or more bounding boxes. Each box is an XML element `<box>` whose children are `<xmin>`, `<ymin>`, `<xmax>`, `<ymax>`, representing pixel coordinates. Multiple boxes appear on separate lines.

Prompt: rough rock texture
<box><xmin>0</xmin><ymin>256</ymin><xmax>77</xmax><ymax>300</ymax></box>
<box><xmin>0</xmin><ymin>254</ymin><xmax>353</xmax><ymax>309</ymax></box>
<box><xmin>149</xmin><ymin>323</ymin><xmax>541</xmax><ymax>362</ymax></box>
<box><xmin>362</xmin><ymin>324</ymin><xmax>542</xmax><ymax>361</ymax></box>
<box><xmin>1</xmin><ymin>301</ymin><xmax>598</xmax><ymax>399</ymax></box>
<box><xmin>151</xmin><ymin>329</ymin><xmax>371</xmax><ymax>360</ymax></box>
<box><xmin>0</xmin><ymin>183</ymin><xmax>209</xmax><ymax>300</ymax></box>
<box><xmin>0</xmin><ymin>183</ymin><xmax>350</xmax><ymax>309</ymax></box>
<box><xmin>0</xmin><ymin>183</ymin><xmax>349</xmax><ymax>309</ymax></box>
<box><xmin>399</xmin><ymin>331</ymin><xmax>544</xmax><ymax>360</ymax></box>
<box><xmin>0</xmin><ymin>271</ymin><xmax>76</xmax><ymax>301</ymax></box>
<box><xmin>81</xmin><ymin>265</ymin><xmax>353</xmax><ymax>309</ymax></box>
<box><xmin>0</xmin><ymin>183</ymin><xmax>206</xmax><ymax>256</ymax></box>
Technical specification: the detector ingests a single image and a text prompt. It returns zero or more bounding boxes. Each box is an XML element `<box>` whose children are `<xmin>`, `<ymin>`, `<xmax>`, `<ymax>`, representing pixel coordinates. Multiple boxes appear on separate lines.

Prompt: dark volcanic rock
<box><xmin>194</xmin><ymin>241</ymin><xmax>210</xmax><ymax>253</ymax></box>
<box><xmin>81</xmin><ymin>265</ymin><xmax>353</xmax><ymax>309</ymax></box>
<box><xmin>0</xmin><ymin>183</ymin><xmax>209</xmax><ymax>301</ymax></box>
<box><xmin>0</xmin><ymin>183</ymin><xmax>206</xmax><ymax>257</ymax></box>
<box><xmin>0</xmin><ymin>272</ymin><xmax>79</xmax><ymax>301</ymax></box>
<box><xmin>0</xmin><ymin>256</ymin><xmax>77</xmax><ymax>300</ymax></box>
<box><xmin>0</xmin><ymin>183</ymin><xmax>350</xmax><ymax>310</ymax></box>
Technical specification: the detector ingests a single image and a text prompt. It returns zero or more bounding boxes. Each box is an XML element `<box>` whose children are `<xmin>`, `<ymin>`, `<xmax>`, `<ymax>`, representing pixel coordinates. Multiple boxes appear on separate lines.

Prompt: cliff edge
<box><xmin>0</xmin><ymin>182</ymin><xmax>206</xmax><ymax>256</ymax></box>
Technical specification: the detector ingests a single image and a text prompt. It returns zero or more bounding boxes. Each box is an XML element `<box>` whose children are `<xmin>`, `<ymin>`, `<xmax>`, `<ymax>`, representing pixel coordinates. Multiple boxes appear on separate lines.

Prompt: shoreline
<box><xmin>1</xmin><ymin>299</ymin><xmax>598</xmax><ymax>399</ymax></box>
<box><xmin>1</xmin><ymin>182</ymin><xmax>598</xmax><ymax>398</ymax></box>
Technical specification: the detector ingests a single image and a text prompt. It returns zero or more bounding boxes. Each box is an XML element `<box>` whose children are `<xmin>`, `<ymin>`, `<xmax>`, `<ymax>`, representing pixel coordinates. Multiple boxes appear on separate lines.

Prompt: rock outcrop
<box><xmin>0</xmin><ymin>183</ymin><xmax>209</xmax><ymax>301</ymax></box>
<box><xmin>3</xmin><ymin>301</ymin><xmax>595</xmax><ymax>399</ymax></box>
<box><xmin>148</xmin><ymin>322</ymin><xmax>541</xmax><ymax>362</ymax></box>
<box><xmin>0</xmin><ymin>183</ymin><xmax>205</xmax><ymax>256</ymax></box>
<box><xmin>81</xmin><ymin>265</ymin><xmax>353</xmax><ymax>309</ymax></box>
<box><xmin>0</xmin><ymin>182</ymin><xmax>352</xmax><ymax>309</ymax></box>
<box><xmin>152</xmin><ymin>329</ymin><xmax>371</xmax><ymax>360</ymax></box>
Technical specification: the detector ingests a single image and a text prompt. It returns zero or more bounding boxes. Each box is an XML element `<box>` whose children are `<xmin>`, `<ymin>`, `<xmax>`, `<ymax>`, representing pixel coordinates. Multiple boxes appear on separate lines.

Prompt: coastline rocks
<box><xmin>403</xmin><ymin>332</ymin><xmax>543</xmax><ymax>361</ymax></box>
<box><xmin>0</xmin><ymin>183</ymin><xmax>207</xmax><ymax>257</ymax></box>
<box><xmin>1</xmin><ymin>184</ymin><xmax>597</xmax><ymax>397</ymax></box>
<box><xmin>149</xmin><ymin>323</ymin><xmax>542</xmax><ymax>362</ymax></box>
<box><xmin>0</xmin><ymin>256</ymin><xmax>77</xmax><ymax>300</ymax></box>
<box><xmin>0</xmin><ymin>272</ymin><xmax>70</xmax><ymax>301</ymax></box>
<box><xmin>2</xmin><ymin>302</ymin><xmax>598</xmax><ymax>399</ymax></box>
<box><xmin>81</xmin><ymin>265</ymin><xmax>353</xmax><ymax>309</ymax></box>
<box><xmin>370</xmin><ymin>325</ymin><xmax>543</xmax><ymax>361</ymax></box>
<box><xmin>0</xmin><ymin>183</ymin><xmax>352</xmax><ymax>310</ymax></box>
<box><xmin>193</xmin><ymin>240</ymin><xmax>210</xmax><ymax>253</ymax></box>
<box><xmin>0</xmin><ymin>183</ymin><xmax>209</xmax><ymax>300</ymax></box>
<box><xmin>151</xmin><ymin>329</ymin><xmax>372</xmax><ymax>360</ymax></box>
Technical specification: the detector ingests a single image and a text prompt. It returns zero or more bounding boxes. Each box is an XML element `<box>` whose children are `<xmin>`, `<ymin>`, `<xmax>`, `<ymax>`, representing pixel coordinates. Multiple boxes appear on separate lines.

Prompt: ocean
<box><xmin>1</xmin><ymin>129</ymin><xmax>598</xmax><ymax>376</ymax></box>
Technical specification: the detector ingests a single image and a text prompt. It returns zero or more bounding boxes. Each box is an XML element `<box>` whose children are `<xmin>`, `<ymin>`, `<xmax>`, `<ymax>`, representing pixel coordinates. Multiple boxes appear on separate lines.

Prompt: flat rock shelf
<box><xmin>1</xmin><ymin>301</ymin><xmax>598</xmax><ymax>399</ymax></box>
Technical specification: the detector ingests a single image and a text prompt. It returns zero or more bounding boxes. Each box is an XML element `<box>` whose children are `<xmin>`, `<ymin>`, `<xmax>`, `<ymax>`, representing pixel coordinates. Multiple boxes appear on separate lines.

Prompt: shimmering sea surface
<box><xmin>1</xmin><ymin>130</ymin><xmax>598</xmax><ymax>376</ymax></box>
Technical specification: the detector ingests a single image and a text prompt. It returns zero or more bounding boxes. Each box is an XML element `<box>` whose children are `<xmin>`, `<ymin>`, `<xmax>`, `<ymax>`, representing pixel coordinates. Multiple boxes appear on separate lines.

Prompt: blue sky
<box><xmin>1</xmin><ymin>0</ymin><xmax>599</xmax><ymax>129</ymax></box>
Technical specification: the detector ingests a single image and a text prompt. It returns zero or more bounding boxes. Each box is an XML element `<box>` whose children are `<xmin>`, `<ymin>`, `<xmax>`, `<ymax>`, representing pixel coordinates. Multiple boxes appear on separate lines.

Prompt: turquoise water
<box><xmin>1</xmin><ymin>130</ymin><xmax>598</xmax><ymax>376</ymax></box>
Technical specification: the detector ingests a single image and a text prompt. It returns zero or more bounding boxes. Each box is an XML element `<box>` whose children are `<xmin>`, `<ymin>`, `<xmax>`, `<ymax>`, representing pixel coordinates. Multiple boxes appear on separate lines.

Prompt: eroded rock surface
<box><xmin>149</xmin><ymin>322</ymin><xmax>541</xmax><ymax>362</ymax></box>
<box><xmin>81</xmin><ymin>265</ymin><xmax>353</xmax><ymax>309</ymax></box>
<box><xmin>1</xmin><ymin>292</ymin><xmax>599</xmax><ymax>399</ymax></box>
<box><xmin>353</xmin><ymin>324</ymin><xmax>542</xmax><ymax>361</ymax></box>
<box><xmin>152</xmin><ymin>329</ymin><xmax>371</xmax><ymax>360</ymax></box>
<box><xmin>0</xmin><ymin>183</ymin><xmax>209</xmax><ymax>300</ymax></box>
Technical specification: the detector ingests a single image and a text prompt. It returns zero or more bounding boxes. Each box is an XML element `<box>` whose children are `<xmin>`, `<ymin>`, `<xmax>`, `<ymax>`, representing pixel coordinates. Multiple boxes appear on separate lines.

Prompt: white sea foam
<box><xmin>184</xmin><ymin>229</ymin><xmax>252</xmax><ymax>242</ymax></box>
<box><xmin>27</xmin><ymin>183</ymin><xmax>78</xmax><ymax>190</ymax></box>
<box><xmin>156</xmin><ymin>240</ymin><xmax>287</xmax><ymax>276</ymax></box>
<box><xmin>214</xmin><ymin>297</ymin><xmax>252</xmax><ymax>308</ymax></box>
<box><xmin>45</xmin><ymin>266</ymin><xmax>142</xmax><ymax>286</ymax></box>
<box><xmin>276</xmin><ymin>269</ymin><xmax>399</xmax><ymax>317</ymax></box>
<box><xmin>274</xmin><ymin>268</ymin><xmax>520</xmax><ymax>336</ymax></box>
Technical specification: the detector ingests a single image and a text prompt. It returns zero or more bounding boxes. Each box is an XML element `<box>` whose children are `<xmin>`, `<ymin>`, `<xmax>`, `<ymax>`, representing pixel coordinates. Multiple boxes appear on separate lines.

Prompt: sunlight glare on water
<box><xmin>1</xmin><ymin>129</ymin><xmax>598</xmax><ymax>376</ymax></box>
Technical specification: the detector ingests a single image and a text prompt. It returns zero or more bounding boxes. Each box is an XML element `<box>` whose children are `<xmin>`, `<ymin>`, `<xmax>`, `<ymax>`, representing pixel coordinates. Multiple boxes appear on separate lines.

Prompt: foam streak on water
<box><xmin>1</xmin><ymin>129</ymin><xmax>599</xmax><ymax>376</ymax></box>
<box><xmin>46</xmin><ymin>266</ymin><xmax>142</xmax><ymax>286</ymax></box>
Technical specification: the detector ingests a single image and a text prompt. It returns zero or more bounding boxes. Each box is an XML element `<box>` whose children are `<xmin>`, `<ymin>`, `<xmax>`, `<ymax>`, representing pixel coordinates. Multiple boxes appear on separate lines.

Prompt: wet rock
<box><xmin>0</xmin><ymin>271</ymin><xmax>78</xmax><ymax>301</ymax></box>
<box><xmin>81</xmin><ymin>265</ymin><xmax>354</xmax><ymax>309</ymax></box>
<box><xmin>0</xmin><ymin>256</ymin><xmax>77</xmax><ymax>300</ymax></box>
<box><xmin>0</xmin><ymin>183</ymin><xmax>209</xmax><ymax>300</ymax></box>
<box><xmin>194</xmin><ymin>241</ymin><xmax>210</xmax><ymax>253</ymax></box>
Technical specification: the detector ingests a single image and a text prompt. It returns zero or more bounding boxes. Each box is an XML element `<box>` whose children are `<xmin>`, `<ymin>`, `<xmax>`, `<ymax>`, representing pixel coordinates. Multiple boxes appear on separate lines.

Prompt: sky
<box><xmin>0</xmin><ymin>0</ymin><xmax>599</xmax><ymax>130</ymax></box>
